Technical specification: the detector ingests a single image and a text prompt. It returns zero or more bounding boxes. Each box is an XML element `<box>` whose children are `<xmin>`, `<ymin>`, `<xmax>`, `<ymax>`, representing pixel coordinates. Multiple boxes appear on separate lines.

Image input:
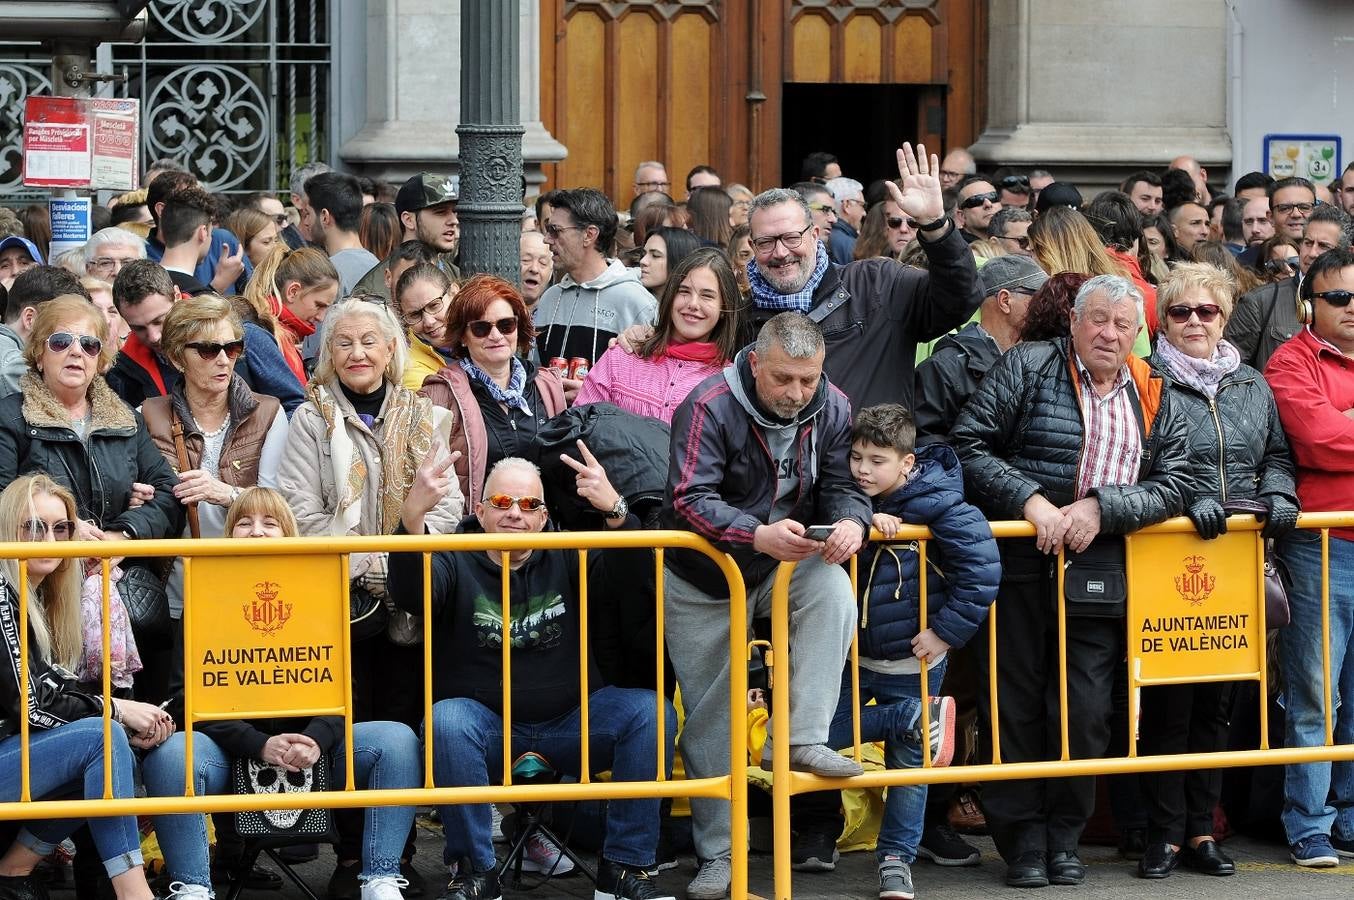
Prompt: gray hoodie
<box><xmin>0</xmin><ymin>324</ymin><xmax>25</xmax><ymax>400</ymax></box>
<box><xmin>533</xmin><ymin>258</ymin><xmax>656</xmax><ymax>366</ymax></box>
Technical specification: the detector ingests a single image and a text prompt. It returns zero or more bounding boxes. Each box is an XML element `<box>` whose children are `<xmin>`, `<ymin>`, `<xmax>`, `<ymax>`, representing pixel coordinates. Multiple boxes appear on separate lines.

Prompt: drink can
<box><xmin>547</xmin><ymin>356</ymin><xmax>569</xmax><ymax>375</ymax></box>
<box><xmin>568</xmin><ymin>357</ymin><xmax>590</xmax><ymax>379</ymax></box>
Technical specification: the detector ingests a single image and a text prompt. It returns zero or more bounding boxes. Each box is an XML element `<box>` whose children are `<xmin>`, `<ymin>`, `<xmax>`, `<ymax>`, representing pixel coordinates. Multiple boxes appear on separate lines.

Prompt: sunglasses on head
<box><xmin>1313</xmin><ymin>290</ymin><xmax>1354</xmax><ymax>308</ymax></box>
<box><xmin>886</xmin><ymin>216</ymin><xmax>919</xmax><ymax>230</ymax></box>
<box><xmin>1264</xmin><ymin>257</ymin><xmax>1299</xmax><ymax>273</ymax></box>
<box><xmin>185</xmin><ymin>339</ymin><xmax>245</xmax><ymax>361</ymax></box>
<box><xmin>1165</xmin><ymin>304</ymin><xmax>1223</xmax><ymax>324</ymax></box>
<box><xmin>960</xmin><ymin>191</ymin><xmax>1000</xmax><ymax>210</ymax></box>
<box><xmin>485</xmin><ymin>493</ymin><xmax>546</xmax><ymax>512</ymax></box>
<box><xmin>46</xmin><ymin>332</ymin><xmax>102</xmax><ymax>357</ymax></box>
<box><xmin>999</xmin><ymin>175</ymin><xmax>1031</xmax><ymax>190</ymax></box>
<box><xmin>466</xmin><ymin>317</ymin><xmax>519</xmax><ymax>339</ymax></box>
<box><xmin>19</xmin><ymin>518</ymin><xmax>75</xmax><ymax>541</ymax></box>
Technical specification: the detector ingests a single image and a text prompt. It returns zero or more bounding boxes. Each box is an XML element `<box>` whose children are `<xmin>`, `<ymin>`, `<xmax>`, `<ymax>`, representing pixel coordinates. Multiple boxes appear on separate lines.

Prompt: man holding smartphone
<box><xmin>662</xmin><ymin>312</ymin><xmax>871</xmax><ymax>899</ymax></box>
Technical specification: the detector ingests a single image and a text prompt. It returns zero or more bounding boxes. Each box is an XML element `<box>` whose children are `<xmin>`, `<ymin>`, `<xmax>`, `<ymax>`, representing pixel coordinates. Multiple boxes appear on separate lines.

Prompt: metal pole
<box><xmin>457</xmin><ymin>0</ymin><xmax>525</xmax><ymax>283</ymax></box>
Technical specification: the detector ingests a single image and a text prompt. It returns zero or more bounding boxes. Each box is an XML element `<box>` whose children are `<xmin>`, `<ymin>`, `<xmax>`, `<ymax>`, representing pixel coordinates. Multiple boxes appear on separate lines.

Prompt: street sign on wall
<box><xmin>22</xmin><ymin>95</ymin><xmax>140</xmax><ymax>191</ymax></box>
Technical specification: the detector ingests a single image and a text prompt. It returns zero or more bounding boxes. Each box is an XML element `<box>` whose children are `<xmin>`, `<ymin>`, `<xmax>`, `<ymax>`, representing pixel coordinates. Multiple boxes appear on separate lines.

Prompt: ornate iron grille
<box><xmin>0</xmin><ymin>0</ymin><xmax>330</xmax><ymax>200</ymax></box>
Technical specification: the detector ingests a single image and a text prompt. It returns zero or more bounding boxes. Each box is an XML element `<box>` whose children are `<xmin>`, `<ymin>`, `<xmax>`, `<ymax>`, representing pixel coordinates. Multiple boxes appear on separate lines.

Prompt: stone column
<box><xmin>969</xmin><ymin>0</ymin><xmax>1230</xmax><ymax>197</ymax></box>
<box><xmin>456</xmin><ymin>0</ymin><xmax>525</xmax><ymax>282</ymax></box>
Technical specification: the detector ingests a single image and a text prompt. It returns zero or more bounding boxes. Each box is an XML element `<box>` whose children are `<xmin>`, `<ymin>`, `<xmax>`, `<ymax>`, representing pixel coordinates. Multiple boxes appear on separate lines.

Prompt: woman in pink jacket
<box><xmin>574</xmin><ymin>247</ymin><xmax>744</xmax><ymax>424</ymax></box>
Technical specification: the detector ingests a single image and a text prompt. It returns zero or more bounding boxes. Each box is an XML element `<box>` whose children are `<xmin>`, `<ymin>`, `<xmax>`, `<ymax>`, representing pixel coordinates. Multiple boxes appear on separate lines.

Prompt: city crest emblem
<box><xmin>243</xmin><ymin>581</ymin><xmax>292</xmax><ymax>634</ymax></box>
<box><xmin>1173</xmin><ymin>555</ymin><xmax>1216</xmax><ymax>606</ymax></box>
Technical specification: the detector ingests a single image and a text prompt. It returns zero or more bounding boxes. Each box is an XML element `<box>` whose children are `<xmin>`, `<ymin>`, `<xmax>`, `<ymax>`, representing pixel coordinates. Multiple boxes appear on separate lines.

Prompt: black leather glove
<box><xmin>1261</xmin><ymin>495</ymin><xmax>1300</xmax><ymax>540</ymax></box>
<box><xmin>1188</xmin><ymin>497</ymin><xmax>1228</xmax><ymax>540</ymax></box>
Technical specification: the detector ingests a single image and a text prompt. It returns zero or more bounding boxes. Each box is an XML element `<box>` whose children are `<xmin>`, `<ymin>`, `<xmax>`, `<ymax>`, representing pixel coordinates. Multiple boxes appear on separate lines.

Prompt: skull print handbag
<box><xmin>232</xmin><ymin>755</ymin><xmax>335</xmax><ymax>838</ymax></box>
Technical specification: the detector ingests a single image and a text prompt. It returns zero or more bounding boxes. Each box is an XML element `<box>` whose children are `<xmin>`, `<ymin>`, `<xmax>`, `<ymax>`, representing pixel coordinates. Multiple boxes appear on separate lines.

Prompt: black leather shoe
<box><xmin>0</xmin><ymin>873</ymin><xmax>49</xmax><ymax>900</ymax></box>
<box><xmin>1181</xmin><ymin>840</ymin><xmax>1235</xmax><ymax>876</ymax></box>
<box><xmin>1048</xmin><ymin>850</ymin><xmax>1086</xmax><ymax>885</ymax></box>
<box><xmin>1006</xmin><ymin>851</ymin><xmax>1049</xmax><ymax>888</ymax></box>
<box><xmin>1137</xmin><ymin>843</ymin><xmax>1178</xmax><ymax>879</ymax></box>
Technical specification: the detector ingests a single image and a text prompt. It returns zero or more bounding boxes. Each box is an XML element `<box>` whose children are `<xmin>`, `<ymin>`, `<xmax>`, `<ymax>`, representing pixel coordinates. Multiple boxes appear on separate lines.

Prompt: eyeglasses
<box><xmin>185</xmin><ymin>339</ymin><xmax>245</xmax><ymax>361</ymax></box>
<box><xmin>886</xmin><ymin>216</ymin><xmax>919</xmax><ymax>230</ymax></box>
<box><xmin>485</xmin><ymin>493</ymin><xmax>546</xmax><ymax>512</ymax></box>
<box><xmin>750</xmin><ymin>223</ymin><xmax>813</xmax><ymax>254</ymax></box>
<box><xmin>466</xmin><ymin>317</ymin><xmax>518</xmax><ymax>339</ymax></box>
<box><xmin>1165</xmin><ymin>304</ymin><xmax>1223</xmax><ymax>324</ymax></box>
<box><xmin>401</xmin><ymin>292</ymin><xmax>447</xmax><ymax>326</ymax></box>
<box><xmin>88</xmin><ymin>257</ymin><xmax>132</xmax><ymax>274</ymax></box>
<box><xmin>1264</xmin><ymin>257</ymin><xmax>1299</xmax><ymax>273</ymax></box>
<box><xmin>1273</xmin><ymin>202</ymin><xmax>1315</xmax><ymax>216</ymax></box>
<box><xmin>997</xmin><ymin>234</ymin><xmax>1032</xmax><ymax>249</ymax></box>
<box><xmin>999</xmin><ymin>175</ymin><xmax>1031</xmax><ymax>191</ymax></box>
<box><xmin>270</xmin><ymin>213</ymin><xmax>290</xmax><ymax>227</ymax></box>
<box><xmin>807</xmin><ymin>202</ymin><xmax>836</xmax><ymax>215</ymax></box>
<box><xmin>46</xmin><ymin>332</ymin><xmax>102</xmax><ymax>357</ymax></box>
<box><xmin>543</xmin><ymin>223</ymin><xmax>585</xmax><ymax>239</ymax></box>
<box><xmin>635</xmin><ymin>180</ymin><xmax>671</xmax><ymax>191</ymax></box>
<box><xmin>19</xmin><ymin>518</ymin><xmax>75</xmax><ymax>542</ymax></box>
<box><xmin>959</xmin><ymin>191</ymin><xmax>1000</xmax><ymax>210</ymax></box>
<box><xmin>1312</xmin><ymin>290</ymin><xmax>1354</xmax><ymax>308</ymax></box>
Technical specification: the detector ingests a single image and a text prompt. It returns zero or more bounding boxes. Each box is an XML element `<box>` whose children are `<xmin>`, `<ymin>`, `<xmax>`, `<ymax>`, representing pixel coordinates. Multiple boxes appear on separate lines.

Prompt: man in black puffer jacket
<box><xmin>950</xmin><ymin>274</ymin><xmax>1192</xmax><ymax>889</ymax></box>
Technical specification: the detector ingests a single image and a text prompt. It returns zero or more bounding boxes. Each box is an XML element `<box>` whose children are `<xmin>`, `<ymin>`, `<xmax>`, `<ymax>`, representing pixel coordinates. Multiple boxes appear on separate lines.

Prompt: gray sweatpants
<box><xmin>664</xmin><ymin>554</ymin><xmax>857</xmax><ymax>861</ymax></box>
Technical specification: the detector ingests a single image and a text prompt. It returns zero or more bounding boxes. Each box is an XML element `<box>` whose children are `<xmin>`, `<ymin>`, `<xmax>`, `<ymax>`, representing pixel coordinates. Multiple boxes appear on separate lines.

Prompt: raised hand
<box><xmin>401</xmin><ymin>450</ymin><xmax>461</xmax><ymax>531</ymax></box>
<box><xmin>559</xmin><ymin>439</ymin><xmax>620</xmax><ymax>515</ymax></box>
<box><xmin>885</xmin><ymin>142</ymin><xmax>945</xmax><ymax>223</ymax></box>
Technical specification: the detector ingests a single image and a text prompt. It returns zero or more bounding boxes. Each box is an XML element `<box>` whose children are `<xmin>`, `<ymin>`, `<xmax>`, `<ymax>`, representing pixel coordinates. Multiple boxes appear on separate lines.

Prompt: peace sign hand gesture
<box><xmin>559</xmin><ymin>440</ymin><xmax>621</xmax><ymax>517</ymax></box>
<box><xmin>885</xmin><ymin>142</ymin><xmax>945</xmax><ymax>223</ymax></box>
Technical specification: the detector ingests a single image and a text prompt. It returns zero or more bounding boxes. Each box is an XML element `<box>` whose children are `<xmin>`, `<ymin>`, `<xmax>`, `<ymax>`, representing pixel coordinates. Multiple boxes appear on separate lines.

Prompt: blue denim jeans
<box><xmin>0</xmin><ymin>717</ymin><xmax>143</xmax><ymax>878</ymax></box>
<box><xmin>1279</xmin><ymin>529</ymin><xmax>1354</xmax><ymax>843</ymax></box>
<box><xmin>825</xmin><ymin>658</ymin><xmax>947</xmax><ymax>863</ymax></box>
<box><xmin>427</xmin><ymin>687</ymin><xmax>676</xmax><ymax>872</ymax></box>
<box><xmin>141</xmin><ymin>721</ymin><xmax>421</xmax><ymax>888</ymax></box>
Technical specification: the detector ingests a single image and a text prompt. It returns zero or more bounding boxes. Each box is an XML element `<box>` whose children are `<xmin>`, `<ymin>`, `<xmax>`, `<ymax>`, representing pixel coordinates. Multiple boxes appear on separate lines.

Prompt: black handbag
<box><xmin>232</xmin><ymin>754</ymin><xmax>334</xmax><ymax>838</ymax></box>
<box><xmin>1061</xmin><ymin>537</ymin><xmax>1128</xmax><ymax>618</ymax></box>
<box><xmin>1221</xmin><ymin>499</ymin><xmax>1291</xmax><ymax>629</ymax></box>
<box><xmin>348</xmin><ymin>580</ymin><xmax>387</xmax><ymax>642</ymax></box>
<box><xmin>116</xmin><ymin>562</ymin><xmax>171</xmax><ymax>639</ymax></box>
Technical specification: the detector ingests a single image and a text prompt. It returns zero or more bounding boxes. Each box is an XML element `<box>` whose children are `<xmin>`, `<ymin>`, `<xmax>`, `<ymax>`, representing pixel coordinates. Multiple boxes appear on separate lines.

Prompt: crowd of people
<box><xmin>0</xmin><ymin>144</ymin><xmax>1352</xmax><ymax>900</ymax></box>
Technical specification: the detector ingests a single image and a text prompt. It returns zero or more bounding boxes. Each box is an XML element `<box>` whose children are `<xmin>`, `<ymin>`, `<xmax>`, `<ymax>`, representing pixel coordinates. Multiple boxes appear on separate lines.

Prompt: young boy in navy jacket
<box><xmin>831</xmin><ymin>403</ymin><xmax>1001</xmax><ymax>900</ymax></box>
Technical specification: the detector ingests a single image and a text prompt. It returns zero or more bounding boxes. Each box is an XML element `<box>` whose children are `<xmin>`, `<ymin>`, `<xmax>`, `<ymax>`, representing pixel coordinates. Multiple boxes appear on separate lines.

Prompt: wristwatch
<box><xmin>915</xmin><ymin>215</ymin><xmax>950</xmax><ymax>232</ymax></box>
<box><xmin>604</xmin><ymin>495</ymin><xmax>629</xmax><ymax>520</ymax></box>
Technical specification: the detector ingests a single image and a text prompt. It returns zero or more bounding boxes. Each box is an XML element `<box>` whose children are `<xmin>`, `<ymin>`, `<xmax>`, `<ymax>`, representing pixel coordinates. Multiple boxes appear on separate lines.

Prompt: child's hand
<box><xmin>911</xmin><ymin>628</ymin><xmax>951</xmax><ymax>663</ymax></box>
<box><xmin>871</xmin><ymin>513</ymin><xmax>902</xmax><ymax>539</ymax></box>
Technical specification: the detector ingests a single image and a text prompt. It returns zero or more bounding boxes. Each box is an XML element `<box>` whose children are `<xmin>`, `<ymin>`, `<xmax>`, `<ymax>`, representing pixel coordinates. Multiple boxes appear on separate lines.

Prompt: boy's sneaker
<box><xmin>685</xmin><ymin>856</ymin><xmax>731</xmax><ymax>900</ymax></box>
<box><xmin>911</xmin><ymin>697</ymin><xmax>956</xmax><ymax>767</ymax></box>
<box><xmin>437</xmin><ymin>868</ymin><xmax>500</xmax><ymax>900</ymax></box>
<box><xmin>519</xmin><ymin>831</ymin><xmax>575</xmax><ymax>875</ymax></box>
<box><xmin>1291</xmin><ymin>835</ymin><xmax>1340</xmax><ymax>867</ymax></box>
<box><xmin>918</xmin><ymin>822</ymin><xmax>981</xmax><ymax>866</ymax></box>
<box><xmin>163</xmin><ymin>883</ymin><xmax>211</xmax><ymax>900</ymax></box>
<box><xmin>1332</xmin><ymin>832</ymin><xmax>1354</xmax><ymax>859</ymax></box>
<box><xmin>878</xmin><ymin>856</ymin><xmax>915</xmax><ymax>900</ymax></box>
<box><xmin>592</xmin><ymin>859</ymin><xmax>675</xmax><ymax>900</ymax></box>
<box><xmin>360</xmin><ymin>876</ymin><xmax>408</xmax><ymax>900</ymax></box>
<box><xmin>490</xmin><ymin>805</ymin><xmax>507</xmax><ymax>844</ymax></box>
<box><xmin>761</xmin><ymin>740</ymin><xmax>865</xmax><ymax>777</ymax></box>
<box><xmin>791</xmin><ymin>831</ymin><xmax>840</xmax><ymax>872</ymax></box>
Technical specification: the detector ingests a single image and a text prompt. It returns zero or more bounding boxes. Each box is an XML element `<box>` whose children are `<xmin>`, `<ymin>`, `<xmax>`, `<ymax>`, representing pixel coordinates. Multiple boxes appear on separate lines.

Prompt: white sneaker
<box><xmin>359</xmin><ymin>875</ymin><xmax>408</xmax><ymax>900</ymax></box>
<box><xmin>165</xmin><ymin>883</ymin><xmax>212</xmax><ymax>900</ymax></box>
<box><xmin>490</xmin><ymin>804</ymin><xmax>507</xmax><ymax>844</ymax></box>
<box><xmin>686</xmin><ymin>856</ymin><xmax>732</xmax><ymax>900</ymax></box>
<box><xmin>519</xmin><ymin>831</ymin><xmax>575</xmax><ymax>875</ymax></box>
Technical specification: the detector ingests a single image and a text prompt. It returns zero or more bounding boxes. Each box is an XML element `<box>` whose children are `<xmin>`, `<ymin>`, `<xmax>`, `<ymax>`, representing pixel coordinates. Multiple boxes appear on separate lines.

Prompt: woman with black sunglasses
<box><xmin>1135</xmin><ymin>262</ymin><xmax>1297</xmax><ymax>881</ymax></box>
<box><xmin>421</xmin><ymin>274</ymin><xmax>566</xmax><ymax>508</ymax></box>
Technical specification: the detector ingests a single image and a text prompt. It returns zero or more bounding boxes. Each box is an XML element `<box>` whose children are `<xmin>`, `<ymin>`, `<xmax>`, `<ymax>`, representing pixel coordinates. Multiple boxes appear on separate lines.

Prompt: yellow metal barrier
<box><xmin>767</xmin><ymin>513</ymin><xmax>1354</xmax><ymax>900</ymax></box>
<box><xmin>0</xmin><ymin>530</ymin><xmax>750</xmax><ymax>899</ymax></box>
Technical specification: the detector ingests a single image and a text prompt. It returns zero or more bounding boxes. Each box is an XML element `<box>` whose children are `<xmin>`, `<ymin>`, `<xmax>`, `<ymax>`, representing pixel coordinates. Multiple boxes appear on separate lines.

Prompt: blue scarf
<box><xmin>746</xmin><ymin>240</ymin><xmax>831</xmax><ymax>312</ymax></box>
<box><xmin>458</xmin><ymin>356</ymin><xmax>532</xmax><ymax>416</ymax></box>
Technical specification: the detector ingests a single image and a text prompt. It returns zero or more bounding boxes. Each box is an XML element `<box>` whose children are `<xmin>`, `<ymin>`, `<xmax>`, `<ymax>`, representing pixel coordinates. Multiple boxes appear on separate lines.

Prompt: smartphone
<box><xmin>802</xmin><ymin>525</ymin><xmax>836</xmax><ymax>542</ymax></box>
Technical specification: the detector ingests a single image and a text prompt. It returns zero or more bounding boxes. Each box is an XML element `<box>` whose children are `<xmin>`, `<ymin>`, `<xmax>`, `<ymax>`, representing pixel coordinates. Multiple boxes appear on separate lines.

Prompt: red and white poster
<box><xmin>22</xmin><ymin>95</ymin><xmax>141</xmax><ymax>191</ymax></box>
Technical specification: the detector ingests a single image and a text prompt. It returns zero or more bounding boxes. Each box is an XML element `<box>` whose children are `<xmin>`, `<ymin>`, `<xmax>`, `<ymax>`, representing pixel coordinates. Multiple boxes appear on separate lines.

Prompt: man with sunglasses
<box><xmin>988</xmin><ymin>208</ymin><xmax>1034</xmax><ymax>259</ymax></box>
<box><xmin>389</xmin><ymin>455</ymin><xmax>675</xmax><ymax>900</ymax></box>
<box><xmin>995</xmin><ymin>171</ymin><xmax>1032</xmax><ymax>209</ymax></box>
<box><xmin>953</xmin><ymin>176</ymin><xmax>1003</xmax><ymax>243</ymax></box>
<box><xmin>1264</xmin><ymin>247</ymin><xmax>1354</xmax><ymax>868</ymax></box>
<box><xmin>1227</xmin><ymin>205</ymin><xmax>1352</xmax><ymax>371</ymax></box>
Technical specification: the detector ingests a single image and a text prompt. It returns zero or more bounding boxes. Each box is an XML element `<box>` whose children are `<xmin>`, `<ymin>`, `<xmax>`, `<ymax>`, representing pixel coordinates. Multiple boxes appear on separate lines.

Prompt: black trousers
<box><xmin>1138</xmin><ymin>681</ymin><xmax>1233</xmax><ymax>844</ymax></box>
<box><xmin>975</xmin><ymin>567</ymin><xmax>1123</xmax><ymax>860</ymax></box>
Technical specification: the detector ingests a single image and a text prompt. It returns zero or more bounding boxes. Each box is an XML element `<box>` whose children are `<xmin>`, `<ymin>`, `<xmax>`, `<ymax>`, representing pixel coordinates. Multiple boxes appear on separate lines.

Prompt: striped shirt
<box><xmin>1074</xmin><ymin>357</ymin><xmax>1142</xmax><ymax>499</ymax></box>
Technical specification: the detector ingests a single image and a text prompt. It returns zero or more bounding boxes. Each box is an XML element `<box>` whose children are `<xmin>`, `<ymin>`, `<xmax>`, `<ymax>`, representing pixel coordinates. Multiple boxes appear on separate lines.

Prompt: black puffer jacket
<box><xmin>0</xmin><ymin>373</ymin><xmax>179</xmax><ymax>538</ymax></box>
<box><xmin>1145</xmin><ymin>354</ymin><xmax>1297</xmax><ymax>506</ymax></box>
<box><xmin>950</xmin><ymin>338</ymin><xmax>1192</xmax><ymax>534</ymax></box>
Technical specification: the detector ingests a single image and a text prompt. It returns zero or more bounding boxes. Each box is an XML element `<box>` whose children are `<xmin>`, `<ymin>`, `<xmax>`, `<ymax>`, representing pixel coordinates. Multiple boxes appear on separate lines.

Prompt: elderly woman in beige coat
<box><xmin>275</xmin><ymin>295</ymin><xmax>462</xmax><ymax>893</ymax></box>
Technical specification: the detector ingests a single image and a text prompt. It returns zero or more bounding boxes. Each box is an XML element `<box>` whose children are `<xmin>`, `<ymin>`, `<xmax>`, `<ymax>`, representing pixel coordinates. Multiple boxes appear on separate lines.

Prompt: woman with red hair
<box><xmin>421</xmin><ymin>275</ymin><xmax>566</xmax><ymax>506</ymax></box>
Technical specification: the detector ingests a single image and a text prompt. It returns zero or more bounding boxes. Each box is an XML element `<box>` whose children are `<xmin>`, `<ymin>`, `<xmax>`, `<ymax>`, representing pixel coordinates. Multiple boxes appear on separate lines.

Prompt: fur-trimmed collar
<box><xmin>20</xmin><ymin>371</ymin><xmax>137</xmax><ymax>434</ymax></box>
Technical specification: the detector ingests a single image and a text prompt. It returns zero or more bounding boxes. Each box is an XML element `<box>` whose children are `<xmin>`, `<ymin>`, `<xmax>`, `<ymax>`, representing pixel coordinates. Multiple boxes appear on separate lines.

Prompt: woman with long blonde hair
<box><xmin>0</xmin><ymin>474</ymin><xmax>172</xmax><ymax>900</ymax></box>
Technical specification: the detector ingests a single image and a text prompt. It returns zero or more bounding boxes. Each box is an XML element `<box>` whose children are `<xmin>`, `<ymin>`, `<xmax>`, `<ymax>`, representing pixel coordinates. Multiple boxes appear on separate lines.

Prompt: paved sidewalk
<box><xmin>126</xmin><ymin>819</ymin><xmax>1354</xmax><ymax>900</ymax></box>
